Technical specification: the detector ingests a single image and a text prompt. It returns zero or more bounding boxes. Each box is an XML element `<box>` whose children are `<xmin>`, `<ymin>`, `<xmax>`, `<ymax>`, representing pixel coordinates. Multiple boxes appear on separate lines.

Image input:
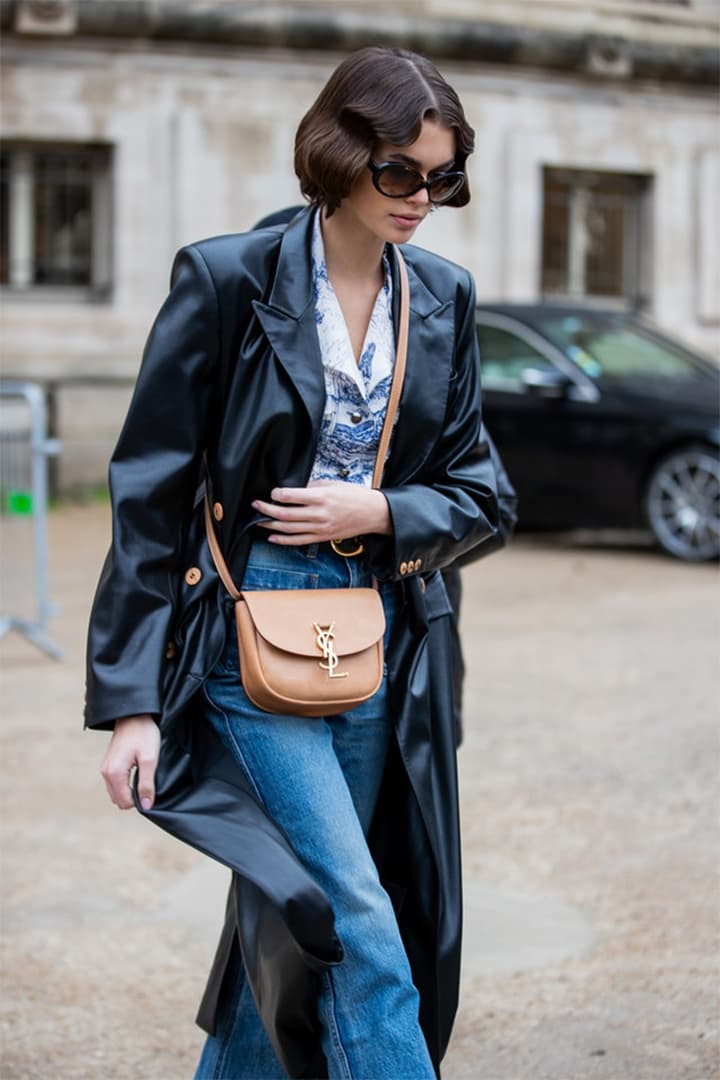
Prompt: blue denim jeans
<box><xmin>194</xmin><ymin>539</ymin><xmax>435</xmax><ymax>1080</ymax></box>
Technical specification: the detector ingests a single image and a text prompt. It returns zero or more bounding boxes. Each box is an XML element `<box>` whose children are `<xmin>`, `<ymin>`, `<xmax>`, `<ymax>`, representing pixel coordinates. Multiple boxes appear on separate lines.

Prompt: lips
<box><xmin>390</xmin><ymin>214</ymin><xmax>424</xmax><ymax>228</ymax></box>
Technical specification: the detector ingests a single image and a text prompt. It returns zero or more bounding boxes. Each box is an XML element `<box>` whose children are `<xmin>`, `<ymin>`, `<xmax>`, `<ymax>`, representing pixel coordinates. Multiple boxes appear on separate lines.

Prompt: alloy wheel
<box><xmin>645</xmin><ymin>444</ymin><xmax>720</xmax><ymax>561</ymax></box>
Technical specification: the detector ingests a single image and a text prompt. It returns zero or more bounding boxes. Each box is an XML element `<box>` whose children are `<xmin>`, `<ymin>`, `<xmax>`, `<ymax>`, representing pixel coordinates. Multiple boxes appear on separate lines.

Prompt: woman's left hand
<box><xmin>252</xmin><ymin>481</ymin><xmax>392</xmax><ymax>545</ymax></box>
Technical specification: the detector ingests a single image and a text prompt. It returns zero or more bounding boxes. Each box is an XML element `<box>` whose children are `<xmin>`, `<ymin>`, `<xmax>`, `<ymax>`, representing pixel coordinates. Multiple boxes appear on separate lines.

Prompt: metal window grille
<box><xmin>541</xmin><ymin>167</ymin><xmax>652</xmax><ymax>307</ymax></box>
<box><xmin>0</xmin><ymin>142</ymin><xmax>112</xmax><ymax>293</ymax></box>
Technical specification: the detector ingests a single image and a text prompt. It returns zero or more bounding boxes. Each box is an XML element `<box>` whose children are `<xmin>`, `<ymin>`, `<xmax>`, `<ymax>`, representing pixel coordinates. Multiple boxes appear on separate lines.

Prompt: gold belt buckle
<box><xmin>330</xmin><ymin>537</ymin><xmax>365</xmax><ymax>558</ymax></box>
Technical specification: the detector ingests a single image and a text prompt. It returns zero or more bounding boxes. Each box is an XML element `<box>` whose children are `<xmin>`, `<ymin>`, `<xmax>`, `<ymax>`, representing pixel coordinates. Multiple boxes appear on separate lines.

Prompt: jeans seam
<box><xmin>320</xmin><ymin>970</ymin><xmax>353</xmax><ymax>1080</ymax></box>
<box><xmin>201</xmin><ymin>682</ymin><xmax>269</xmax><ymax>811</ymax></box>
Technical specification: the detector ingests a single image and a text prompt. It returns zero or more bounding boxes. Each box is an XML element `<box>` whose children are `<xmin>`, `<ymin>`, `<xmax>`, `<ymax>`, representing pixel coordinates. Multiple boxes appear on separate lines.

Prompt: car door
<box><xmin>477</xmin><ymin>314</ymin><xmax>605</xmax><ymax>529</ymax></box>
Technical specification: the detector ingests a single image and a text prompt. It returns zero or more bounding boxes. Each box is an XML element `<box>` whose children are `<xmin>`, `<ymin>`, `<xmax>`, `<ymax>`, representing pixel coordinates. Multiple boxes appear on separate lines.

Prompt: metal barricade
<box><xmin>0</xmin><ymin>381</ymin><xmax>62</xmax><ymax>658</ymax></box>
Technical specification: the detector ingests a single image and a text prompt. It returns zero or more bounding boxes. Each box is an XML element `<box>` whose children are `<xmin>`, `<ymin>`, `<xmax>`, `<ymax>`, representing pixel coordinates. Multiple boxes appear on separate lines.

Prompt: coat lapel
<box><xmin>384</xmin><ymin>247</ymin><xmax>455</xmax><ymax>487</ymax></box>
<box><xmin>253</xmin><ymin>209</ymin><xmax>456</xmax><ymax>489</ymax></box>
<box><xmin>252</xmin><ymin>210</ymin><xmax>326</xmax><ymax>438</ymax></box>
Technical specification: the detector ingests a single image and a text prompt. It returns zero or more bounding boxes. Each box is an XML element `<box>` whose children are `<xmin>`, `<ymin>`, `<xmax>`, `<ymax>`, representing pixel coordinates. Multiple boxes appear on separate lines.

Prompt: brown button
<box><xmin>399</xmin><ymin>561</ymin><xmax>408</xmax><ymax>575</ymax></box>
<box><xmin>414</xmin><ymin>558</ymin><xmax>422</xmax><ymax>571</ymax></box>
<box><xmin>350</xmin><ymin>411</ymin><xmax>363</xmax><ymax>424</ymax></box>
<box><xmin>184</xmin><ymin>567</ymin><xmax>202</xmax><ymax>586</ymax></box>
<box><xmin>213</xmin><ymin>501</ymin><xmax>224</xmax><ymax>522</ymax></box>
<box><xmin>165</xmin><ymin>641</ymin><xmax>177</xmax><ymax>660</ymax></box>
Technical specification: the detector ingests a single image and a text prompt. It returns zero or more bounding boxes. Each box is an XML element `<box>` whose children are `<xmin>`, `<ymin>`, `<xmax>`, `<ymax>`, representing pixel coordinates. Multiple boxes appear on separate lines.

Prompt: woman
<box><xmin>86</xmin><ymin>46</ymin><xmax>499</xmax><ymax>1079</ymax></box>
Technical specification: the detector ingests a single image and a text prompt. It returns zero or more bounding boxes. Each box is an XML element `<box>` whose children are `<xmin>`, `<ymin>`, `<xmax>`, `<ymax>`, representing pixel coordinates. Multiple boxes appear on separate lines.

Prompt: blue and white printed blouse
<box><xmin>309</xmin><ymin>212</ymin><xmax>396</xmax><ymax>487</ymax></box>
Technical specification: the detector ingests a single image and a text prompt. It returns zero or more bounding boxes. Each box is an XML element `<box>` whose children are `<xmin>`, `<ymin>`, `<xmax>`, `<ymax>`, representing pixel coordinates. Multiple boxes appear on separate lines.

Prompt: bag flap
<box><xmin>240</xmin><ymin>588</ymin><xmax>386</xmax><ymax>657</ymax></box>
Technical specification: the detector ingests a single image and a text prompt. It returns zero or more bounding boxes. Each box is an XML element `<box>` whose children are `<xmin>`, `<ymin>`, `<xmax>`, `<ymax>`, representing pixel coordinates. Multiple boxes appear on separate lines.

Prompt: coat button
<box><xmin>185</xmin><ymin>567</ymin><xmax>202</xmax><ymax>586</ymax></box>
<box><xmin>339</xmin><ymin>467</ymin><xmax>351</xmax><ymax>478</ymax></box>
<box><xmin>165</xmin><ymin>641</ymin><xmax>177</xmax><ymax>660</ymax></box>
<box><xmin>399</xmin><ymin>561</ymin><xmax>408</xmax><ymax>575</ymax></box>
<box><xmin>419</xmin><ymin>578</ymin><xmax>426</xmax><ymax>593</ymax></box>
<box><xmin>350</xmin><ymin>411</ymin><xmax>363</xmax><ymax>424</ymax></box>
<box><xmin>414</xmin><ymin>558</ymin><xmax>422</xmax><ymax>571</ymax></box>
<box><xmin>213</xmin><ymin>501</ymin><xmax>224</xmax><ymax>522</ymax></box>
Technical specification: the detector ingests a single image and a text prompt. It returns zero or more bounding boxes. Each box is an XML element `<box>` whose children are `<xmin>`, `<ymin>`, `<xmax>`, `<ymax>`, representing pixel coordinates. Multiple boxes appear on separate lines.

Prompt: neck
<box><xmin>320</xmin><ymin>205</ymin><xmax>386</xmax><ymax>287</ymax></box>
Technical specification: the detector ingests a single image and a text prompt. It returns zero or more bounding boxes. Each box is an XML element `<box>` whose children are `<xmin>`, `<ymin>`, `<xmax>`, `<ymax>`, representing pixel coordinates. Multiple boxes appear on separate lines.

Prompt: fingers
<box><xmin>269</xmin><ymin>487</ymin><xmax>327</xmax><ymax>502</ymax></box>
<box><xmin>100</xmin><ymin>716</ymin><xmax>160</xmax><ymax>812</ymax></box>
<box><xmin>264</xmin><ymin>532</ymin><xmax>325</xmax><ymax>546</ymax></box>
<box><xmin>256</xmin><ymin>518</ymin><xmax>324</xmax><ymax>535</ymax></box>
<box><xmin>256</xmin><ymin>517</ymin><xmax>330</xmax><ymax>543</ymax></box>
<box><xmin>253</xmin><ymin>493</ymin><xmax>331</xmax><ymax>542</ymax></box>
<box><xmin>101</xmin><ymin>749</ymin><xmax>135</xmax><ymax>810</ymax></box>
<box><xmin>135</xmin><ymin>753</ymin><xmax>157</xmax><ymax>812</ymax></box>
<box><xmin>253</xmin><ymin>500</ymin><xmax>321</xmax><ymax>524</ymax></box>
<box><xmin>253</xmin><ymin>486</ymin><xmax>335</xmax><ymax>510</ymax></box>
<box><xmin>251</xmin><ymin>484</ymin><xmax>365</xmax><ymax>544</ymax></box>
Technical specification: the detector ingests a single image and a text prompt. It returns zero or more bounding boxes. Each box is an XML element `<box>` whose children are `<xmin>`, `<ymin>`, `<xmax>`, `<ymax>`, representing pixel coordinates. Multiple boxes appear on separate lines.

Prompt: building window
<box><xmin>541</xmin><ymin>167</ymin><xmax>652</xmax><ymax>307</ymax></box>
<box><xmin>0</xmin><ymin>142</ymin><xmax>113</xmax><ymax>296</ymax></box>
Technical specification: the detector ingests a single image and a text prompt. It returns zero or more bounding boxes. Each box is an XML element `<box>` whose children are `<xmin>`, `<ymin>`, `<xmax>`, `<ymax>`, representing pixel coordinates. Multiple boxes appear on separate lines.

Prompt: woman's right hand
<box><xmin>101</xmin><ymin>715</ymin><xmax>161</xmax><ymax>811</ymax></box>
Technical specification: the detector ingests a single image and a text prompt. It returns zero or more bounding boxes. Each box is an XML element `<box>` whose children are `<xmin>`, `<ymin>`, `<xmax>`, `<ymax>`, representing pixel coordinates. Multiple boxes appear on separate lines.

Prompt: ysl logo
<box><xmin>313</xmin><ymin>622</ymin><xmax>348</xmax><ymax>679</ymax></box>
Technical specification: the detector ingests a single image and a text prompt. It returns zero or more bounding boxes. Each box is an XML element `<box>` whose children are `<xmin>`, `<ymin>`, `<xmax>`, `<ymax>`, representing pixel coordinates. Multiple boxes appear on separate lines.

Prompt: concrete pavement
<box><xmin>1</xmin><ymin>504</ymin><xmax>717</xmax><ymax>1079</ymax></box>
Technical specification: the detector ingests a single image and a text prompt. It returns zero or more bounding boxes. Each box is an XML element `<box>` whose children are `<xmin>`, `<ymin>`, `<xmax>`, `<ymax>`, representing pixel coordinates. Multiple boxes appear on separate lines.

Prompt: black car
<box><xmin>476</xmin><ymin>305</ymin><xmax>720</xmax><ymax>561</ymax></box>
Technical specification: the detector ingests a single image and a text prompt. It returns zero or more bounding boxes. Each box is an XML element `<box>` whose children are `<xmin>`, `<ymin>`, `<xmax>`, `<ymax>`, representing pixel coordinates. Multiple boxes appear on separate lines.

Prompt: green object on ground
<box><xmin>6</xmin><ymin>490</ymin><xmax>33</xmax><ymax>515</ymax></box>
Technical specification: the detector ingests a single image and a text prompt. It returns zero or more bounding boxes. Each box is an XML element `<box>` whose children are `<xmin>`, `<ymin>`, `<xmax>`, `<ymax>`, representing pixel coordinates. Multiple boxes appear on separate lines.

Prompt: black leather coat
<box><xmin>85</xmin><ymin>208</ymin><xmax>499</xmax><ymax>1077</ymax></box>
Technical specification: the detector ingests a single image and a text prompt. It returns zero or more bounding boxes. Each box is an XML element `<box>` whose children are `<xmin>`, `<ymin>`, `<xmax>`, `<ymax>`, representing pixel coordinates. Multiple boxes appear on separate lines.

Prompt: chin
<box><xmin>385</xmin><ymin>219</ymin><xmax>421</xmax><ymax>242</ymax></box>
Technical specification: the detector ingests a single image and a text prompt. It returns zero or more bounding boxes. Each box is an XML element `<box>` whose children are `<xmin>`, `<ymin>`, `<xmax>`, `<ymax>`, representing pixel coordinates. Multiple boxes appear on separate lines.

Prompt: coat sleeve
<box><xmin>365</xmin><ymin>270</ymin><xmax>499</xmax><ymax>580</ymax></box>
<box><xmin>84</xmin><ymin>246</ymin><xmax>219</xmax><ymax>730</ymax></box>
<box><xmin>453</xmin><ymin>430</ymin><xmax>518</xmax><ymax>566</ymax></box>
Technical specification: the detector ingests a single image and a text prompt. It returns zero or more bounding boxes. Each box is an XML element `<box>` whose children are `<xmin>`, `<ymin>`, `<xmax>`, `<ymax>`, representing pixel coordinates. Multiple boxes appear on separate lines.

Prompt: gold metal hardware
<box><xmin>313</xmin><ymin>622</ymin><xmax>348</xmax><ymax>679</ymax></box>
<box><xmin>330</xmin><ymin>537</ymin><xmax>365</xmax><ymax>557</ymax></box>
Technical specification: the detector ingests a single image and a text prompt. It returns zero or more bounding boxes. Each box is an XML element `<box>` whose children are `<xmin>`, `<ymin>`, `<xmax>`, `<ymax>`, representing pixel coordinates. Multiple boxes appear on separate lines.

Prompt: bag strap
<box><xmin>373</xmin><ymin>247</ymin><xmax>409</xmax><ymax>488</ymax></box>
<box><xmin>205</xmin><ymin>245</ymin><xmax>410</xmax><ymax>600</ymax></box>
<box><xmin>205</xmin><ymin>495</ymin><xmax>241</xmax><ymax>600</ymax></box>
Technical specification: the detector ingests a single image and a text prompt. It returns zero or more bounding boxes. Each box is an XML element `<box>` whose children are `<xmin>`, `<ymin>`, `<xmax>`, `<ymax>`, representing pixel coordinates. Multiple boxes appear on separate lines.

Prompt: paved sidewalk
<box><xmin>1</xmin><ymin>504</ymin><xmax>718</xmax><ymax>1079</ymax></box>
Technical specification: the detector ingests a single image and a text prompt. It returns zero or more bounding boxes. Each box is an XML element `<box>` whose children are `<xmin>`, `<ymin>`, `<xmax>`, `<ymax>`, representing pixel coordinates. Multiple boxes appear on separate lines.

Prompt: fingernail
<box><xmin>141</xmin><ymin>797</ymin><xmax>152</xmax><ymax>811</ymax></box>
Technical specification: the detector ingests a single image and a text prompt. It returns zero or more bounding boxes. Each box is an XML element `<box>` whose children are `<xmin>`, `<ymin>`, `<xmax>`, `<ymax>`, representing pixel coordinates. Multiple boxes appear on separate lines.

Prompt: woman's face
<box><xmin>339</xmin><ymin>119</ymin><xmax>458</xmax><ymax>245</ymax></box>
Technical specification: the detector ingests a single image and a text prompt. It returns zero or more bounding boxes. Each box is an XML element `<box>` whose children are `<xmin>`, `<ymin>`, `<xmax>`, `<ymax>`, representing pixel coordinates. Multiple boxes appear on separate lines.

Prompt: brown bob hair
<box><xmin>294</xmin><ymin>46</ymin><xmax>474</xmax><ymax>215</ymax></box>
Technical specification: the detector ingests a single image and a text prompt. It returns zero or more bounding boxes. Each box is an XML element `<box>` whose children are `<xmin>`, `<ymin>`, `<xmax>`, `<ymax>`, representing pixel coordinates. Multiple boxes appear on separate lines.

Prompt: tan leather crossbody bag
<box><xmin>204</xmin><ymin>248</ymin><xmax>409</xmax><ymax>717</ymax></box>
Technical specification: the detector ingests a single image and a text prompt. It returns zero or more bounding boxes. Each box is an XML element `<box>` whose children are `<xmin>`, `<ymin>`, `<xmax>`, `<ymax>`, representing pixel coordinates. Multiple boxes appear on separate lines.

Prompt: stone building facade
<box><xmin>0</xmin><ymin>0</ymin><xmax>718</xmax><ymax>488</ymax></box>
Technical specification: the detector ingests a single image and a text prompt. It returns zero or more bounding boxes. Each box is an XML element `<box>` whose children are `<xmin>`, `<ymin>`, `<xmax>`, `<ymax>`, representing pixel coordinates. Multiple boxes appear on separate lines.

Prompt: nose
<box><xmin>407</xmin><ymin>185</ymin><xmax>430</xmax><ymax>206</ymax></box>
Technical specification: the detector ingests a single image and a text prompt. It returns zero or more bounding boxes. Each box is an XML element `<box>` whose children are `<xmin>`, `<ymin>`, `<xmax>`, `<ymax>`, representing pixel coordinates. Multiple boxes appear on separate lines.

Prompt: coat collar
<box><xmin>253</xmin><ymin>207</ymin><xmax>456</xmax><ymax>486</ymax></box>
<box><xmin>264</xmin><ymin>206</ymin><xmax>445</xmax><ymax>321</ymax></box>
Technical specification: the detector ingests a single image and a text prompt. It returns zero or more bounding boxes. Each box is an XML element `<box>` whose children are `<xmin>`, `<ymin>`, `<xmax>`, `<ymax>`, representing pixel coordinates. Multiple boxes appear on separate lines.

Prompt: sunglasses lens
<box><xmin>375</xmin><ymin>165</ymin><xmax>422</xmax><ymax>197</ymax></box>
<box><xmin>427</xmin><ymin>173</ymin><xmax>465</xmax><ymax>204</ymax></box>
<box><xmin>371</xmin><ymin>162</ymin><xmax>465</xmax><ymax>202</ymax></box>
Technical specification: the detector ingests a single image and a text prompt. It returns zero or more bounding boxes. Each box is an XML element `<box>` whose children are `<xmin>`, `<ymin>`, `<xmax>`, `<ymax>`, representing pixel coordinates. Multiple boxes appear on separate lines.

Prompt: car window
<box><xmin>477</xmin><ymin>324</ymin><xmax>558</xmax><ymax>390</ymax></box>
<box><xmin>536</xmin><ymin>315</ymin><xmax>706</xmax><ymax>383</ymax></box>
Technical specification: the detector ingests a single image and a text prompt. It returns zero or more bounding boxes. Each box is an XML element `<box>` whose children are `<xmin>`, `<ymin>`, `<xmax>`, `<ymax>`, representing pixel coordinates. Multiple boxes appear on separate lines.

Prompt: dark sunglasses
<box><xmin>368</xmin><ymin>160</ymin><xmax>465</xmax><ymax>205</ymax></box>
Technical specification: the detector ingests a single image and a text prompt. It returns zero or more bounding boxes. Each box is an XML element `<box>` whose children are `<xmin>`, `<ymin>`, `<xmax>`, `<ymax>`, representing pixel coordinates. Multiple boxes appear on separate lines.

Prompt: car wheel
<box><xmin>645</xmin><ymin>443</ymin><xmax>720</xmax><ymax>561</ymax></box>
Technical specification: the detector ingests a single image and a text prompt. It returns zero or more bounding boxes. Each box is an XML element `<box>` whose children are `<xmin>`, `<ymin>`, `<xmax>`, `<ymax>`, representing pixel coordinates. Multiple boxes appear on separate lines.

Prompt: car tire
<box><xmin>644</xmin><ymin>443</ymin><xmax>720</xmax><ymax>561</ymax></box>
